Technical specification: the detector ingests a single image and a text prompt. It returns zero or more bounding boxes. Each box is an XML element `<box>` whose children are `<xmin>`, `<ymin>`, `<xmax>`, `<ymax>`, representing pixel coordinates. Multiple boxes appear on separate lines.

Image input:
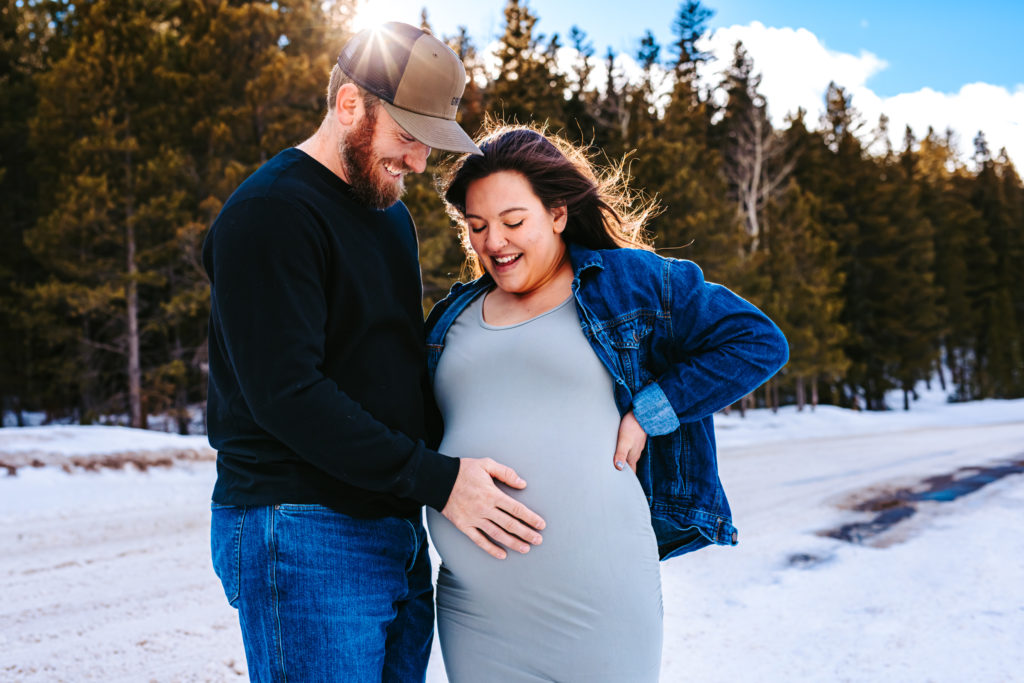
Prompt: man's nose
<box><xmin>404</xmin><ymin>142</ymin><xmax>430</xmax><ymax>174</ymax></box>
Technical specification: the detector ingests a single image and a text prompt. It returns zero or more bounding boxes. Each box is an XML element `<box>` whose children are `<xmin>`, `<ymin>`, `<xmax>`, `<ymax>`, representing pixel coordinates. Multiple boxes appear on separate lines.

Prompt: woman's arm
<box><xmin>631</xmin><ymin>258</ymin><xmax>789</xmax><ymax>436</ymax></box>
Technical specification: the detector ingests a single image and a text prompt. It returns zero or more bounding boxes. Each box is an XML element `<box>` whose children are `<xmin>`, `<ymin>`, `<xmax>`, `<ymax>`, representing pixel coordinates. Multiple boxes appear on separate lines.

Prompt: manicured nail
<box><xmin>615</xmin><ymin>461</ymin><xmax>625</xmax><ymax>470</ymax></box>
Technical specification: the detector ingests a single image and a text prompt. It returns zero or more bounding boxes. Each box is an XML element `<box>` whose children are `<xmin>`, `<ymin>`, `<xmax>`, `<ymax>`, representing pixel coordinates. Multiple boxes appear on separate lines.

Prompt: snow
<box><xmin>2</xmin><ymin>390</ymin><xmax>1022</xmax><ymax>681</ymax></box>
<box><xmin>0</xmin><ymin>425</ymin><xmax>212</xmax><ymax>457</ymax></box>
<box><xmin>0</xmin><ymin>425</ymin><xmax>213</xmax><ymax>472</ymax></box>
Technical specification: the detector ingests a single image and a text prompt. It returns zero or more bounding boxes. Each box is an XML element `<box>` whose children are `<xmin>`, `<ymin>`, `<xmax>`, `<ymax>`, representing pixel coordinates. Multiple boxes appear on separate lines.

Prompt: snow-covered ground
<box><xmin>1</xmin><ymin>391</ymin><xmax>1022</xmax><ymax>682</ymax></box>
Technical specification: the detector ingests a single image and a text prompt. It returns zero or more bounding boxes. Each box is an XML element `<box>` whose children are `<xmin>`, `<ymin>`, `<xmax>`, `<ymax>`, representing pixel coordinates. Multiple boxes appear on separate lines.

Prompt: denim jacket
<box><xmin>425</xmin><ymin>242</ymin><xmax>789</xmax><ymax>559</ymax></box>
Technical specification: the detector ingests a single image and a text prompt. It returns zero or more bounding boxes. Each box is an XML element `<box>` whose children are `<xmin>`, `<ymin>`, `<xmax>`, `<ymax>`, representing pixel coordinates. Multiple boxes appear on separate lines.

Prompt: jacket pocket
<box><xmin>210</xmin><ymin>504</ymin><xmax>245</xmax><ymax>607</ymax></box>
<box><xmin>604</xmin><ymin>315</ymin><xmax>655</xmax><ymax>391</ymax></box>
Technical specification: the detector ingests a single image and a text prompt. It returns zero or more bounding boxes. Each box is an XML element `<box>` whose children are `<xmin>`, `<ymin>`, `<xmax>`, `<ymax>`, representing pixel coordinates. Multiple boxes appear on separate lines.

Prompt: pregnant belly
<box><xmin>425</xmin><ymin>438</ymin><xmax>658</xmax><ymax>607</ymax></box>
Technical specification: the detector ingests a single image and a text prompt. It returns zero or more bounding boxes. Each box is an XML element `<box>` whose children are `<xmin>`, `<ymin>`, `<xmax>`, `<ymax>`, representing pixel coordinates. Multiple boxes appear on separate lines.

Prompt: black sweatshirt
<box><xmin>202</xmin><ymin>148</ymin><xmax>458</xmax><ymax>517</ymax></box>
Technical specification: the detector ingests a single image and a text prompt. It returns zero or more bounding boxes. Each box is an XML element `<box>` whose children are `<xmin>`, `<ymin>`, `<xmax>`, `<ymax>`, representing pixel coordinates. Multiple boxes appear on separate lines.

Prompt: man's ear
<box><xmin>552</xmin><ymin>204</ymin><xmax>568</xmax><ymax>234</ymax></box>
<box><xmin>333</xmin><ymin>83</ymin><xmax>361</xmax><ymax>126</ymax></box>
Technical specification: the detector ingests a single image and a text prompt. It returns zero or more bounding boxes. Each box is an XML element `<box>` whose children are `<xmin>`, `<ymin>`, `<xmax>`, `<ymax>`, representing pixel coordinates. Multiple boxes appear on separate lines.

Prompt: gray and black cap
<box><xmin>337</xmin><ymin>22</ymin><xmax>482</xmax><ymax>155</ymax></box>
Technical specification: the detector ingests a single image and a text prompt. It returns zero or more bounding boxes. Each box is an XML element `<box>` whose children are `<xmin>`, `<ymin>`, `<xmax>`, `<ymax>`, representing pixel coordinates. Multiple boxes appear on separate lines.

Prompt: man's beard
<box><xmin>339</xmin><ymin>107</ymin><xmax>409</xmax><ymax>210</ymax></box>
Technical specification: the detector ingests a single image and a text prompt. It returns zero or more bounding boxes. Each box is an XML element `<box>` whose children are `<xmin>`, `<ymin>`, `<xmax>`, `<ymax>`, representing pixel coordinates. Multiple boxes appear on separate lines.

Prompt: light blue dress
<box><xmin>426</xmin><ymin>293</ymin><xmax>663</xmax><ymax>682</ymax></box>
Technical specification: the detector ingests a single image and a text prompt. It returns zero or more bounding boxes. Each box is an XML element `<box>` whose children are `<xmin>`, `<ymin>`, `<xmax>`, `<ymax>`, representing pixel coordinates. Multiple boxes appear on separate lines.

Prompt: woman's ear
<box><xmin>551</xmin><ymin>204</ymin><xmax>568</xmax><ymax>234</ymax></box>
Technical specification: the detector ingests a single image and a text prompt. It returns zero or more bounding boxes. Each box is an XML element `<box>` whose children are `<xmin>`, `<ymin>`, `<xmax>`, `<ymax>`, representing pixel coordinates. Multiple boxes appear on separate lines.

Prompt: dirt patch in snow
<box><xmin>0</xmin><ymin>446</ymin><xmax>214</xmax><ymax>475</ymax></box>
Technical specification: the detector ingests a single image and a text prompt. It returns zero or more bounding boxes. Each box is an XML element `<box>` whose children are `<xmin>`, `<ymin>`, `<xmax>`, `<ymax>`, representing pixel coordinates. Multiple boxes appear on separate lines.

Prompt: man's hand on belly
<box><xmin>441</xmin><ymin>458</ymin><xmax>546</xmax><ymax>559</ymax></box>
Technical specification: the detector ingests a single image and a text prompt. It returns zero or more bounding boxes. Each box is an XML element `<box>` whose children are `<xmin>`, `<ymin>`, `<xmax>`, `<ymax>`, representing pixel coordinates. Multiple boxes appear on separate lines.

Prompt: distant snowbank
<box><xmin>716</xmin><ymin>393</ymin><xmax>1024</xmax><ymax>448</ymax></box>
<box><xmin>0</xmin><ymin>425</ymin><xmax>214</xmax><ymax>473</ymax></box>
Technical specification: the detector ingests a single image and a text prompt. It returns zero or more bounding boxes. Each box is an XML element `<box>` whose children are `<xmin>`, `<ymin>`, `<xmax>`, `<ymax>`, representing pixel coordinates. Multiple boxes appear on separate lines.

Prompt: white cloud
<box><xmin>697</xmin><ymin>22</ymin><xmax>1024</xmax><ymax>166</ymax></box>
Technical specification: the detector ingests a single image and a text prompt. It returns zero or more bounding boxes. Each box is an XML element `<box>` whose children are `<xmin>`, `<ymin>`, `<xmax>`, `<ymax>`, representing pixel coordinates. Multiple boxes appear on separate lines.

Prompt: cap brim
<box><xmin>381</xmin><ymin>101</ymin><xmax>482</xmax><ymax>156</ymax></box>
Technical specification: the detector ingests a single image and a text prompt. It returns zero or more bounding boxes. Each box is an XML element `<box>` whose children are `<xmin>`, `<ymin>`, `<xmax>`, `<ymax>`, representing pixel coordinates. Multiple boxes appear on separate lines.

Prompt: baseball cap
<box><xmin>337</xmin><ymin>22</ymin><xmax>482</xmax><ymax>155</ymax></box>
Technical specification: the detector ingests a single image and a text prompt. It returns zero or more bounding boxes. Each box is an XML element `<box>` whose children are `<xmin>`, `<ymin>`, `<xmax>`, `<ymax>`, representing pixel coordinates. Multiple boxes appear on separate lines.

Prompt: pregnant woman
<box><xmin>424</xmin><ymin>125</ymin><xmax>788</xmax><ymax>682</ymax></box>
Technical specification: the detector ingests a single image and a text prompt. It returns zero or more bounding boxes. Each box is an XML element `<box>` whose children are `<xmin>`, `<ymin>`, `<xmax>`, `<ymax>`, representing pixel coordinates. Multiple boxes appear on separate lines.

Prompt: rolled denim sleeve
<box><xmin>632</xmin><ymin>382</ymin><xmax>680</xmax><ymax>436</ymax></box>
<box><xmin>634</xmin><ymin>258</ymin><xmax>789</xmax><ymax>428</ymax></box>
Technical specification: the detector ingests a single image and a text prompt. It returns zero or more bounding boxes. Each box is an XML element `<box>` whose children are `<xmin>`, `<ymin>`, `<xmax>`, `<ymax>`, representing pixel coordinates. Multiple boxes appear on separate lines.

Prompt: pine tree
<box><xmin>761</xmin><ymin>180</ymin><xmax>849</xmax><ymax>410</ymax></box>
<box><xmin>632</xmin><ymin>1</ymin><xmax>745</xmax><ymax>286</ymax></box>
<box><xmin>22</xmin><ymin>0</ymin><xmax>338</xmax><ymax>426</ymax></box>
<box><xmin>446</xmin><ymin>26</ymin><xmax>485</xmax><ymax>139</ymax></box>
<box><xmin>623</xmin><ymin>30</ymin><xmax>663</xmax><ymax>149</ymax></box>
<box><xmin>25</xmin><ymin>0</ymin><xmax>191</xmax><ymax>426</ymax></box>
<box><xmin>916</xmin><ymin>128</ymin><xmax>994</xmax><ymax>400</ymax></box>
<box><xmin>562</xmin><ymin>25</ymin><xmax>600</xmax><ymax>144</ymax></box>
<box><xmin>669</xmin><ymin>0</ymin><xmax>713</xmax><ymax>79</ymax></box>
<box><xmin>593</xmin><ymin>47</ymin><xmax>630</xmax><ymax>157</ymax></box>
<box><xmin>885</xmin><ymin>129</ymin><xmax>944</xmax><ymax>408</ymax></box>
<box><xmin>970</xmin><ymin>134</ymin><xmax>1024</xmax><ymax>396</ymax></box>
<box><xmin>0</xmin><ymin>0</ymin><xmax>62</xmax><ymax>420</ymax></box>
<box><xmin>485</xmin><ymin>0</ymin><xmax>568</xmax><ymax>129</ymax></box>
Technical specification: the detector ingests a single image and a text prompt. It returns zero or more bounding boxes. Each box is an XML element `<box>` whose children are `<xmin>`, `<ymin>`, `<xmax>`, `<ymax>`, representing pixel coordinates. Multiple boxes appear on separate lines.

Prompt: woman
<box><xmin>424</xmin><ymin>125</ymin><xmax>788</xmax><ymax>682</ymax></box>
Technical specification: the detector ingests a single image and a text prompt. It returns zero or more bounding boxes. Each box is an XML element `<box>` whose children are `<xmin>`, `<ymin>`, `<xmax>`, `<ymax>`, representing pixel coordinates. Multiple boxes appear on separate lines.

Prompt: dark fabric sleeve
<box><xmin>208</xmin><ymin>197</ymin><xmax>459</xmax><ymax>510</ymax></box>
<box><xmin>632</xmin><ymin>258</ymin><xmax>789</xmax><ymax>435</ymax></box>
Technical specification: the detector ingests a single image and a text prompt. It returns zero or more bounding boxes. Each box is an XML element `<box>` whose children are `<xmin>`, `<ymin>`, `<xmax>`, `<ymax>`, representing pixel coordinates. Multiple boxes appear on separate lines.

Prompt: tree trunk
<box><xmin>174</xmin><ymin>334</ymin><xmax>189</xmax><ymax>435</ymax></box>
<box><xmin>935</xmin><ymin>355</ymin><xmax>947</xmax><ymax>392</ymax></box>
<box><xmin>771</xmin><ymin>380</ymin><xmax>780</xmax><ymax>414</ymax></box>
<box><xmin>951</xmin><ymin>348</ymin><xmax>964</xmax><ymax>399</ymax></box>
<box><xmin>795</xmin><ymin>376</ymin><xmax>805</xmax><ymax>412</ymax></box>
<box><xmin>124</xmin><ymin>116</ymin><xmax>143</xmax><ymax>430</ymax></box>
<box><xmin>810</xmin><ymin>374</ymin><xmax>819</xmax><ymax>411</ymax></box>
<box><xmin>903</xmin><ymin>388</ymin><xmax>910</xmax><ymax>411</ymax></box>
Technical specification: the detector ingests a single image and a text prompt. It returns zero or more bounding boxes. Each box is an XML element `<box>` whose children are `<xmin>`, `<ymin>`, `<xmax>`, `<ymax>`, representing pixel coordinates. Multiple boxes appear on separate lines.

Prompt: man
<box><xmin>203</xmin><ymin>23</ymin><xmax>544</xmax><ymax>682</ymax></box>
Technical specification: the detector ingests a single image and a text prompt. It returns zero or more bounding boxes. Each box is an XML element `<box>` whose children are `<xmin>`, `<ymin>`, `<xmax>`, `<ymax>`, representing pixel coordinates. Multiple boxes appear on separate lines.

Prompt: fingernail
<box><xmin>516</xmin><ymin>477</ymin><xmax>526</xmax><ymax>486</ymax></box>
<box><xmin>519</xmin><ymin>545</ymin><xmax>530</xmax><ymax>554</ymax></box>
<box><xmin>615</xmin><ymin>461</ymin><xmax>625</xmax><ymax>470</ymax></box>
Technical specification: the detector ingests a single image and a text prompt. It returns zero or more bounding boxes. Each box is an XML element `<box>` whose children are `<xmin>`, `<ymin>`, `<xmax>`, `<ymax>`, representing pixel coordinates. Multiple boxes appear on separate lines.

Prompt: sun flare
<box><xmin>350</xmin><ymin>0</ymin><xmax>415</xmax><ymax>33</ymax></box>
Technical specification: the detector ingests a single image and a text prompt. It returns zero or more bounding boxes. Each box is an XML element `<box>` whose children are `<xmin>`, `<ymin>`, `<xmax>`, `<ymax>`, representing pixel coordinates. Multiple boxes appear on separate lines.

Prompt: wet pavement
<box><xmin>820</xmin><ymin>455</ymin><xmax>1024</xmax><ymax>545</ymax></box>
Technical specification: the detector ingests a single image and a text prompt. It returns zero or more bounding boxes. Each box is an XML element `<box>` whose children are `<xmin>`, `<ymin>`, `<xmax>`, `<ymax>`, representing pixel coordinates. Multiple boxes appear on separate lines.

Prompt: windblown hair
<box><xmin>440</xmin><ymin>120</ymin><xmax>658</xmax><ymax>277</ymax></box>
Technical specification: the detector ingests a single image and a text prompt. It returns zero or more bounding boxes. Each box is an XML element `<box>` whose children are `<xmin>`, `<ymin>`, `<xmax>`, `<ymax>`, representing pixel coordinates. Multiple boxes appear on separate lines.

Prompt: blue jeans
<box><xmin>210</xmin><ymin>503</ymin><xmax>433</xmax><ymax>682</ymax></box>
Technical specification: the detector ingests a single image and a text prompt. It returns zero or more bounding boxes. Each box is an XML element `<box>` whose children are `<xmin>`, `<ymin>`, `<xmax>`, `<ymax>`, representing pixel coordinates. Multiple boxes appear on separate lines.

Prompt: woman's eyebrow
<box><xmin>465</xmin><ymin>207</ymin><xmax>528</xmax><ymax>220</ymax></box>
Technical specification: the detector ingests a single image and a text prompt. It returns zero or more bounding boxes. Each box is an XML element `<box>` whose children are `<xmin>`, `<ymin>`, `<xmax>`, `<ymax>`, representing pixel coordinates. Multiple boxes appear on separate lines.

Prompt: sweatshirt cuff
<box><xmin>408</xmin><ymin>447</ymin><xmax>461</xmax><ymax>511</ymax></box>
<box><xmin>632</xmin><ymin>382</ymin><xmax>680</xmax><ymax>436</ymax></box>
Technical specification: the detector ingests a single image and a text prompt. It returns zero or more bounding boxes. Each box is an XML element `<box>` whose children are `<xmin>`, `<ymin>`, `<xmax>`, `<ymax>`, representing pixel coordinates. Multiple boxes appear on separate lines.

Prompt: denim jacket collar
<box><xmin>568</xmin><ymin>241</ymin><xmax>605</xmax><ymax>279</ymax></box>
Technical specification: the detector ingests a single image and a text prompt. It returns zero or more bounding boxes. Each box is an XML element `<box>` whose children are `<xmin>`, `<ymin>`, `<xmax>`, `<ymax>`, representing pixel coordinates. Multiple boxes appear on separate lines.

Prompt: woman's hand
<box><xmin>613</xmin><ymin>410</ymin><xmax>647</xmax><ymax>473</ymax></box>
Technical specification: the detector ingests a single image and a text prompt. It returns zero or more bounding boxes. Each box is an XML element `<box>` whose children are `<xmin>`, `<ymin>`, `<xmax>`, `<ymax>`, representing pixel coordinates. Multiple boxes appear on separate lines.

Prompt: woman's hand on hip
<box><xmin>613</xmin><ymin>410</ymin><xmax>647</xmax><ymax>473</ymax></box>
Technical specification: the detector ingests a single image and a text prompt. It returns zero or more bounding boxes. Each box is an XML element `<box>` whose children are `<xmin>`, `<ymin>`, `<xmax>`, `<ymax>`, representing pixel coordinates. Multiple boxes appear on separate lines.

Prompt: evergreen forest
<box><xmin>2</xmin><ymin>0</ymin><xmax>1022</xmax><ymax>430</ymax></box>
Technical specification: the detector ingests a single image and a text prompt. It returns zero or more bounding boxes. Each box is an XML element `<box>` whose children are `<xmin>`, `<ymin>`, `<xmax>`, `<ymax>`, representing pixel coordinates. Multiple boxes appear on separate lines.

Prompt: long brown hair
<box><xmin>440</xmin><ymin>121</ymin><xmax>657</xmax><ymax>277</ymax></box>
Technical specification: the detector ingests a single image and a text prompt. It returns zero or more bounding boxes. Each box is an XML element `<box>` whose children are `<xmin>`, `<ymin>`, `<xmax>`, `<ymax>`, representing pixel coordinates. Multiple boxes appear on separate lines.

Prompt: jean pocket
<box><xmin>210</xmin><ymin>504</ymin><xmax>245</xmax><ymax>607</ymax></box>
